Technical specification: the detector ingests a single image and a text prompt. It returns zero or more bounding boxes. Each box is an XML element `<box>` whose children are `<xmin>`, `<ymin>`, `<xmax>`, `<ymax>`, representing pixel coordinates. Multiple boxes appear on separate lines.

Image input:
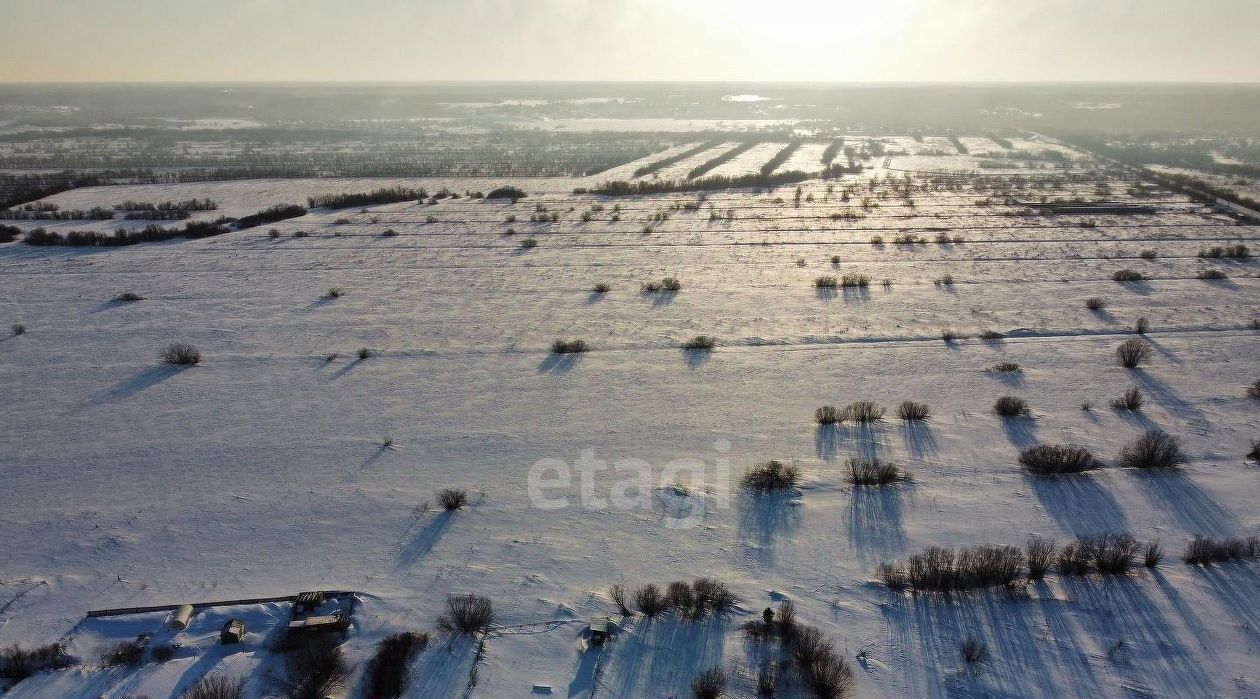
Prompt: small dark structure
<box><xmin>589</xmin><ymin>617</ymin><xmax>610</xmax><ymax>646</ymax></box>
<box><xmin>1020</xmin><ymin>201</ymin><xmax>1157</xmax><ymax>215</ymax></box>
<box><xmin>293</xmin><ymin>591</ymin><xmax>325</xmax><ymax>616</ymax></box>
<box><xmin>220</xmin><ymin>619</ymin><xmax>246</xmax><ymax>644</ymax></box>
<box><xmin>287</xmin><ymin>612</ymin><xmax>350</xmax><ymax>636</ymax></box>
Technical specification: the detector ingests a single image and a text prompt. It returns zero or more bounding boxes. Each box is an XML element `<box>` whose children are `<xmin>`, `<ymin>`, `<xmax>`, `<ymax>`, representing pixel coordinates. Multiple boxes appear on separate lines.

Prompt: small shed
<box><xmin>287</xmin><ymin>612</ymin><xmax>350</xmax><ymax>636</ymax></box>
<box><xmin>220</xmin><ymin>619</ymin><xmax>246</xmax><ymax>644</ymax></box>
<box><xmin>589</xmin><ymin>617</ymin><xmax>610</xmax><ymax>646</ymax></box>
<box><xmin>293</xmin><ymin>591</ymin><xmax>325</xmax><ymax>616</ymax></box>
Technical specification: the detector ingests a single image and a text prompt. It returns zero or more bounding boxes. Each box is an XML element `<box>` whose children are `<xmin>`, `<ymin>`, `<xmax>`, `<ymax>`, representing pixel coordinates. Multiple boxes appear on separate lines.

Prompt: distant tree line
<box><xmin>22</xmin><ymin>219</ymin><xmax>233</xmax><ymax>247</ymax></box>
<box><xmin>633</xmin><ymin>140</ymin><xmax>722</xmax><ymax>177</ymax></box>
<box><xmin>687</xmin><ymin>141</ymin><xmax>759</xmax><ymax>179</ymax></box>
<box><xmin>759</xmin><ymin>141</ymin><xmax>801</xmax><ymax>177</ymax></box>
<box><xmin>307</xmin><ymin>187</ymin><xmax>427</xmax><ymax>209</ymax></box>
<box><xmin>579</xmin><ymin>162</ymin><xmax>859</xmax><ymax>197</ymax></box>
<box><xmin>821</xmin><ymin>138</ymin><xmax>846</xmax><ymax>166</ymax></box>
<box><xmin>235</xmin><ymin>203</ymin><xmax>306</xmax><ymax>229</ymax></box>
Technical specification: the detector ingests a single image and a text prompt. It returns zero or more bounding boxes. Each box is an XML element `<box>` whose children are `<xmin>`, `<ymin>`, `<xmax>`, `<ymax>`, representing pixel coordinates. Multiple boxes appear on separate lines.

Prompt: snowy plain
<box><xmin>1</xmin><ymin>142</ymin><xmax>1259</xmax><ymax>698</ymax></box>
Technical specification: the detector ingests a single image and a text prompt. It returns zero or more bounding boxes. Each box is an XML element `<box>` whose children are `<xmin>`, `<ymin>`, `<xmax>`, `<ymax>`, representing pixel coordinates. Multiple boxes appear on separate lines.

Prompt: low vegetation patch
<box><xmin>814</xmin><ymin>275</ymin><xmax>838</xmax><ymax>289</ymax></box>
<box><xmin>1085</xmin><ymin>297</ymin><xmax>1107</xmax><ymax>311</ymax></box>
<box><xmin>365</xmin><ymin>632</ymin><xmax>429</xmax><ymax>699</ymax></box>
<box><xmin>486</xmin><ymin>186</ymin><xmax>527</xmax><ymax>202</ymax></box>
<box><xmin>438</xmin><ymin>594</ymin><xmax>495</xmax><ymax>633</ymax></box>
<box><xmin>237</xmin><ymin>203</ymin><xmax>306</xmax><ymax>229</ymax></box>
<box><xmin>551</xmin><ymin>339</ymin><xmax>589</xmax><ymax>354</ymax></box>
<box><xmin>0</xmin><ymin>643</ymin><xmax>73</xmax><ymax>681</ymax></box>
<box><xmin>878</xmin><ymin>544</ymin><xmax>1024</xmax><ymax>593</ymax></box>
<box><xmin>1116</xmin><ymin>429</ymin><xmax>1186</xmax><ymax>469</ymax></box>
<box><xmin>182</xmin><ymin>675</ymin><xmax>245</xmax><ymax>699</ymax></box>
<box><xmin>992</xmin><ymin>362</ymin><xmax>1021</xmax><ymax>373</ymax></box>
<box><xmin>682</xmin><ymin>335</ymin><xmax>717</xmax><ymax>350</ymax></box>
<box><xmin>897</xmin><ymin>401</ymin><xmax>930</xmax><ymax>421</ymax></box>
<box><xmin>1196</xmin><ymin>269</ymin><xmax>1228</xmax><ymax>280</ymax></box>
<box><xmin>1183</xmin><ymin>536</ymin><xmax>1260</xmax><ymax>565</ymax></box>
<box><xmin>1019</xmin><ymin>444</ymin><xmax>1098</xmax><ymax>474</ymax></box>
<box><xmin>742</xmin><ymin>460</ymin><xmax>800</xmax><ymax>492</ymax></box>
<box><xmin>1112</xmin><ymin>387</ymin><xmax>1143</xmax><ymax>410</ymax></box>
<box><xmin>847</xmin><ymin>458</ymin><xmax>910</xmax><ymax>486</ymax></box>
<box><xmin>1115</xmin><ymin>339</ymin><xmax>1152</xmax><ymax>368</ymax></box>
<box><xmin>994</xmin><ymin>396</ymin><xmax>1031</xmax><ymax>417</ymax></box>
<box><xmin>307</xmin><ymin>187</ymin><xmax>425</xmax><ymax>209</ymax></box>
<box><xmin>113</xmin><ymin>291</ymin><xmax>144</xmax><ymax>302</ymax></box>
<box><xmin>438</xmin><ymin>488</ymin><xmax>468</xmax><ymax>510</ymax></box>
<box><xmin>160</xmin><ymin>343</ymin><xmax>201</xmax><ymax>366</ymax></box>
<box><xmin>642</xmin><ymin>277</ymin><xmax>681</xmax><ymax>293</ymax></box>
<box><xmin>1198</xmin><ymin>244</ymin><xmax>1250</xmax><ymax>259</ymax></box>
<box><xmin>1112</xmin><ymin>269</ymin><xmax>1145</xmax><ymax>282</ymax></box>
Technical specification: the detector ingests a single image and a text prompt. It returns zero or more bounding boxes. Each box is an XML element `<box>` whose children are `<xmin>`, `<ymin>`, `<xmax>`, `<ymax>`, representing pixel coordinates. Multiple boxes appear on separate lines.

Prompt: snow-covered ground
<box><xmin>2</xmin><ymin>143</ymin><xmax>1260</xmax><ymax>698</ymax></box>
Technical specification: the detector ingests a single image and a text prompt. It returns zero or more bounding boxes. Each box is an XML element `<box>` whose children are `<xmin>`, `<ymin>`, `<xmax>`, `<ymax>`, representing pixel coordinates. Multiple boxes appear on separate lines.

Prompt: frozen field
<box><xmin>2</xmin><ymin>143</ymin><xmax>1260</xmax><ymax>698</ymax></box>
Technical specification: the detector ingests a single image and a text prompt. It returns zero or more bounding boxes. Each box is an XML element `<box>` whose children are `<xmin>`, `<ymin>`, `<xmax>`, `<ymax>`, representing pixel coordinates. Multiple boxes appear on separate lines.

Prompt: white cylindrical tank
<box><xmin>169</xmin><ymin>604</ymin><xmax>194</xmax><ymax>630</ymax></box>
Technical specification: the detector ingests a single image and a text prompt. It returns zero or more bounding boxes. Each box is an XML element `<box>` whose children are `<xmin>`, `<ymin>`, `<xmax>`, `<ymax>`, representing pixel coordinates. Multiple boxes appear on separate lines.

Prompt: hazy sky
<box><xmin>2</xmin><ymin>0</ymin><xmax>1257</xmax><ymax>83</ymax></box>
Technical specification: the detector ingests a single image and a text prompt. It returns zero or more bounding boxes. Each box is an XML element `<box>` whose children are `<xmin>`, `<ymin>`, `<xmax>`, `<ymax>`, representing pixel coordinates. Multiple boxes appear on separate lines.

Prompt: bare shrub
<box><xmin>365</xmin><ymin>632</ymin><xmax>428</xmax><ymax>699</ymax></box>
<box><xmin>271</xmin><ymin>636</ymin><xmax>349</xmax><ymax>699</ymax></box>
<box><xmin>682</xmin><ymin>335</ymin><xmax>717</xmax><ymax>350</ymax></box>
<box><xmin>592</xmin><ymin>282</ymin><xmax>610</xmax><ymax>294</ymax></box>
<box><xmin>1090</xmin><ymin>533</ymin><xmax>1140</xmax><ymax>574</ymax></box>
<box><xmin>692</xmin><ymin>666</ymin><xmax>726</xmax><ymax>699</ymax></box>
<box><xmin>438</xmin><ymin>594</ymin><xmax>495</xmax><ymax>634</ymax></box>
<box><xmin>757</xmin><ymin>664</ymin><xmax>777</xmax><ymax>696</ymax></box>
<box><xmin>1247</xmin><ymin>379</ymin><xmax>1260</xmax><ymax>400</ymax></box>
<box><xmin>877</xmin><ymin>562</ymin><xmax>908</xmax><ymax>591</ymax></box>
<box><xmin>1139</xmin><ymin>249</ymin><xmax>1158</xmax><ymax>260</ymax></box>
<box><xmin>1085</xmin><ymin>297</ymin><xmax>1107</xmax><ymax>311</ymax></box>
<box><xmin>1026</xmin><ymin>537</ymin><xmax>1057</xmax><ymax>579</ymax></box>
<box><xmin>960</xmin><ymin>637</ymin><xmax>987</xmax><ymax>663</ymax></box>
<box><xmin>692</xmin><ymin>578</ymin><xmax>737</xmax><ymax>617</ymax></box>
<box><xmin>0</xmin><ymin>643</ymin><xmax>73</xmax><ymax>681</ymax></box>
<box><xmin>1249</xmin><ymin>442</ymin><xmax>1260</xmax><ymax>462</ymax></box>
<box><xmin>814</xmin><ymin>275</ymin><xmax>838</xmax><ymax>289</ymax></box>
<box><xmin>357</xmin><ymin>347</ymin><xmax>373</xmax><ymax>360</ymax></box>
<box><xmin>979</xmin><ymin>330</ymin><xmax>1004</xmax><ymax>341</ymax></box>
<box><xmin>1112</xmin><ymin>387</ymin><xmax>1142</xmax><ymax>410</ymax></box>
<box><xmin>1117</xmin><ymin>429</ymin><xmax>1186</xmax><ymax>469</ymax></box>
<box><xmin>438</xmin><ymin>488</ymin><xmax>468</xmax><ymax>510</ymax></box>
<box><xmin>1019</xmin><ymin>444</ymin><xmax>1097</xmax><ymax>475</ymax></box>
<box><xmin>1144</xmin><ymin>541</ymin><xmax>1163</xmax><ymax>568</ymax></box>
<box><xmin>1112</xmin><ymin>269</ymin><xmax>1144</xmax><ymax>282</ymax></box>
<box><xmin>160</xmin><ymin>343</ymin><xmax>201</xmax><ymax>366</ymax></box>
<box><xmin>846</xmin><ymin>458</ymin><xmax>909</xmax><ymax>486</ymax></box>
<box><xmin>181</xmin><ymin>675</ymin><xmax>245</xmax><ymax>699</ymax></box>
<box><xmin>642</xmin><ymin>277</ymin><xmax>681</xmax><ymax>292</ymax></box>
<box><xmin>325</xmin><ymin>287</ymin><xmax>344</xmax><ymax>298</ymax></box>
<box><xmin>12</xmin><ymin>323</ymin><xmax>26</xmax><ymax>336</ymax></box>
<box><xmin>519</xmin><ymin>237</ymin><xmax>538</xmax><ymax>249</ymax></box>
<box><xmin>894</xmin><ymin>544</ymin><xmax>1025</xmax><ymax>592</ymax></box>
<box><xmin>609</xmin><ymin>585</ymin><xmax>631</xmax><ymax>616</ymax></box>
<box><xmin>933</xmin><ymin>274</ymin><xmax>955</xmax><ymax>286</ymax></box>
<box><xmin>994</xmin><ymin>396</ymin><xmax>1030</xmax><ymax>417</ymax></box>
<box><xmin>742</xmin><ymin>460</ymin><xmax>800</xmax><ymax>492</ymax></box>
<box><xmin>840</xmin><ymin>273</ymin><xmax>870</xmax><ymax>288</ymax></box>
<box><xmin>1134</xmin><ymin>316</ymin><xmax>1150</xmax><ymax>334</ymax></box>
<box><xmin>100</xmin><ymin>639</ymin><xmax>145</xmax><ymax>667</ymax></box>
<box><xmin>1115</xmin><ymin>339</ymin><xmax>1151</xmax><ymax>368</ymax></box>
<box><xmin>841</xmin><ymin>401</ymin><xmax>885</xmax><ymax>423</ymax></box>
<box><xmin>381</xmin><ymin>228</ymin><xmax>399</xmax><ymax>237</ymax></box>
<box><xmin>1197</xmin><ymin>269</ymin><xmax>1228</xmax><ymax>280</ymax></box>
<box><xmin>634</xmin><ymin>584</ymin><xmax>665</xmax><ymax>617</ymax></box>
<box><xmin>665</xmin><ymin>581</ymin><xmax>696</xmax><ymax>617</ymax></box>
<box><xmin>1057</xmin><ymin>540</ymin><xmax>1092</xmax><ymax>576</ymax></box>
<box><xmin>551</xmin><ymin>339</ymin><xmax>589</xmax><ymax>354</ymax></box>
<box><xmin>941</xmin><ymin>329</ymin><xmax>968</xmax><ymax>342</ymax></box>
<box><xmin>1184</xmin><ymin>536</ymin><xmax>1260</xmax><ymax>564</ymax></box>
<box><xmin>897</xmin><ymin>401</ymin><xmax>930</xmax><ymax>421</ymax></box>
<box><xmin>814</xmin><ymin>405</ymin><xmax>842</xmax><ymax>425</ymax></box>
<box><xmin>113</xmin><ymin>291</ymin><xmax>144</xmax><ymax>302</ymax></box>
<box><xmin>992</xmin><ymin>362</ymin><xmax>1021</xmax><ymax>373</ymax></box>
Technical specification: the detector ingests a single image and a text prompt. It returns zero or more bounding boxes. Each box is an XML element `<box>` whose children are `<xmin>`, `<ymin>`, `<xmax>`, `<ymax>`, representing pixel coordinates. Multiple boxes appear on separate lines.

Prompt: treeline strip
<box><xmin>687</xmin><ymin>141</ymin><xmax>759</xmax><ymax>179</ymax></box>
<box><xmin>759</xmin><ymin>141</ymin><xmax>802</xmax><ymax>177</ymax></box>
<box><xmin>579</xmin><ymin>163</ymin><xmax>860</xmax><ymax>197</ymax></box>
<box><xmin>821</xmin><ymin>138</ymin><xmax>845</xmax><ymax>166</ymax></box>
<box><xmin>235</xmin><ymin>203</ymin><xmax>306</xmax><ymax>229</ymax></box>
<box><xmin>23</xmin><ymin>220</ymin><xmax>232</xmax><ymax>247</ymax></box>
<box><xmin>633</xmin><ymin>140</ymin><xmax>723</xmax><ymax>178</ymax></box>
<box><xmin>307</xmin><ymin>187</ymin><xmax>427</xmax><ymax>210</ymax></box>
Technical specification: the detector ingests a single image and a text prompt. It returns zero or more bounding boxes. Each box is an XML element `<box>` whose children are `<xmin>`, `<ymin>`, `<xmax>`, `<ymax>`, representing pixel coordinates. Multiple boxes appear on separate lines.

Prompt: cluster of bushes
<box><xmin>1184</xmin><ymin>536</ymin><xmax>1260</xmax><ymax>565</ymax></box>
<box><xmin>741</xmin><ymin>460</ymin><xmax>800</xmax><ymax>492</ymax></box>
<box><xmin>181</xmin><ymin>675</ymin><xmax>245</xmax><ymax>699</ymax></box>
<box><xmin>0</xmin><ymin>223</ymin><xmax>19</xmax><ymax>242</ymax></box>
<box><xmin>115</xmin><ymin>198</ymin><xmax>217</xmax><ymax>211</ymax></box>
<box><xmin>269</xmin><ymin>635</ymin><xmax>350</xmax><ymax>699</ymax></box>
<box><xmin>881</xmin><ymin>533</ymin><xmax>1164</xmax><ymax>592</ymax></box>
<box><xmin>1198</xmin><ymin>244</ymin><xmax>1250</xmax><ymax>259</ymax></box>
<box><xmin>815</xmin><ymin>401</ymin><xmax>885</xmax><ymax>425</ymax></box>
<box><xmin>486</xmin><ymin>186</ymin><xmax>527</xmax><ymax>202</ymax></box>
<box><xmin>615</xmin><ymin>578</ymin><xmax>737</xmax><ymax>620</ymax></box>
<box><xmin>681</xmin><ymin>335</ymin><xmax>716</xmax><ymax>350</ymax></box>
<box><xmin>582</xmin><ymin>163</ymin><xmax>857</xmax><ymax>198</ymax></box>
<box><xmin>236</xmin><ymin>203</ymin><xmax>306</xmax><ymax>229</ymax></box>
<box><xmin>1197</xmin><ymin>269</ymin><xmax>1228</xmax><ymax>280</ymax></box>
<box><xmin>633</xmin><ymin>140</ymin><xmax>721</xmax><ymax>177</ymax></box>
<box><xmin>847</xmin><ymin>457</ymin><xmax>910</xmax><ymax>485</ymax></box>
<box><xmin>642</xmin><ymin>277</ymin><xmax>681</xmax><ymax>293</ymax></box>
<box><xmin>738</xmin><ymin>600</ymin><xmax>855</xmax><ymax>698</ymax></box>
<box><xmin>1112</xmin><ymin>269</ymin><xmax>1145</xmax><ymax>282</ymax></box>
<box><xmin>23</xmin><ymin>218</ymin><xmax>233</xmax><ymax>246</ymax></box>
<box><xmin>0</xmin><ymin>643</ymin><xmax>73</xmax><ymax>681</ymax></box>
<box><xmin>1019</xmin><ymin>444</ymin><xmax>1097</xmax><ymax>474</ymax></box>
<box><xmin>550</xmin><ymin>339</ymin><xmax>589</xmax><ymax>354</ymax></box>
<box><xmin>1019</xmin><ymin>430</ymin><xmax>1186</xmax><ymax>474</ymax></box>
<box><xmin>307</xmin><ymin>187</ymin><xmax>426</xmax><ymax>209</ymax></box>
<box><xmin>0</xmin><ymin>206</ymin><xmax>114</xmax><ymax>221</ymax></box>
<box><xmin>438</xmin><ymin>593</ymin><xmax>495</xmax><ymax>633</ymax></box>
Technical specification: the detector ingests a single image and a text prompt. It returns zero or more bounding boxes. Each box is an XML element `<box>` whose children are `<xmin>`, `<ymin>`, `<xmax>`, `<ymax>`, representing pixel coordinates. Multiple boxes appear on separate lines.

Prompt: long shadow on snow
<box><xmin>409</xmin><ymin>633</ymin><xmax>479</xmax><ymax>698</ymax></box>
<box><xmin>539</xmin><ymin>353</ymin><xmax>582</xmax><ymax>374</ymax></box>
<box><xmin>736</xmin><ymin>492</ymin><xmax>802</xmax><ymax>569</ymax></box>
<box><xmin>1064</xmin><ymin>576</ymin><xmax>1214</xmax><ymax>696</ymax></box>
<box><xmin>1191</xmin><ymin>563</ymin><xmax>1260</xmax><ymax>644</ymax></box>
<box><xmin>83</xmin><ymin>365</ymin><xmax>185</xmax><ymax>407</ymax></box>
<box><xmin>902</xmin><ymin>421</ymin><xmax>940</xmax><ymax>459</ymax></box>
<box><xmin>1130</xmin><ymin>368</ymin><xmax>1210</xmax><ymax>434</ymax></box>
<box><xmin>396</xmin><ymin>510</ymin><xmax>456</xmax><ymax>570</ymax></box>
<box><xmin>847</xmin><ymin>485</ymin><xmax>909</xmax><ymax>564</ymax></box>
<box><xmin>1128</xmin><ymin>468</ymin><xmax>1235</xmax><ymax>536</ymax></box>
<box><xmin>598</xmin><ymin>615</ymin><xmax>728</xmax><ymax>699</ymax></box>
<box><xmin>1000</xmin><ymin>416</ymin><xmax>1038</xmax><ymax>449</ymax></box>
<box><xmin>1029</xmin><ymin>473</ymin><xmax>1129</xmax><ymax>537</ymax></box>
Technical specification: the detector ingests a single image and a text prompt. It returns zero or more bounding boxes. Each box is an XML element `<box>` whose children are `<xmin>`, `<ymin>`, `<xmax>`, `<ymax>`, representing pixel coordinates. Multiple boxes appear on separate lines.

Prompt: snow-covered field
<box><xmin>2</xmin><ymin>143</ymin><xmax>1260</xmax><ymax>698</ymax></box>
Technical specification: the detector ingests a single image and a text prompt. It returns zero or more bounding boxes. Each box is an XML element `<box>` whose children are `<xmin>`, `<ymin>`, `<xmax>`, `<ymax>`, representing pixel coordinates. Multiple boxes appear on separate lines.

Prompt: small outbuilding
<box><xmin>293</xmin><ymin>591</ymin><xmax>325</xmax><ymax>616</ymax></box>
<box><xmin>220</xmin><ymin>619</ymin><xmax>246</xmax><ymax>644</ymax></box>
<box><xmin>589</xmin><ymin>617</ymin><xmax>610</xmax><ymax>646</ymax></box>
